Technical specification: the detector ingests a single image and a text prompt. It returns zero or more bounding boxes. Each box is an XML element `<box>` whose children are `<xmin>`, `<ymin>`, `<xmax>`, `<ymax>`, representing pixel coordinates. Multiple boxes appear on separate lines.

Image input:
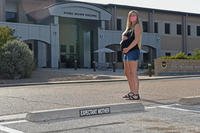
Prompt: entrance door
<box><xmin>142</xmin><ymin>45</ymin><xmax>157</xmax><ymax>63</ymax></box>
<box><xmin>83</xmin><ymin>31</ymin><xmax>91</xmax><ymax>68</ymax></box>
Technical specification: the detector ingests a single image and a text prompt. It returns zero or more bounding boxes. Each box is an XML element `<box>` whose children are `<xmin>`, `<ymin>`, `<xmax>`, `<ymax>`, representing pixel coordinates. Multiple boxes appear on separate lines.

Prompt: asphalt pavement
<box><xmin>0</xmin><ymin>69</ymin><xmax>200</xmax><ymax>133</ymax></box>
<box><xmin>0</xmin><ymin>103</ymin><xmax>200</xmax><ymax>133</ymax></box>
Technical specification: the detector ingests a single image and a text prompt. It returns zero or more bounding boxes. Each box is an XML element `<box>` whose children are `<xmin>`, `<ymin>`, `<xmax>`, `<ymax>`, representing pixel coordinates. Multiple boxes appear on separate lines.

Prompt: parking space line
<box><xmin>159</xmin><ymin>105</ymin><xmax>200</xmax><ymax>113</ymax></box>
<box><xmin>0</xmin><ymin>125</ymin><xmax>24</xmax><ymax>133</ymax></box>
<box><xmin>0</xmin><ymin>113</ymin><xmax>26</xmax><ymax>123</ymax></box>
<box><xmin>145</xmin><ymin>104</ymin><xmax>176</xmax><ymax>109</ymax></box>
<box><xmin>146</xmin><ymin>104</ymin><xmax>200</xmax><ymax>113</ymax></box>
<box><xmin>0</xmin><ymin>120</ymin><xmax>27</xmax><ymax>125</ymax></box>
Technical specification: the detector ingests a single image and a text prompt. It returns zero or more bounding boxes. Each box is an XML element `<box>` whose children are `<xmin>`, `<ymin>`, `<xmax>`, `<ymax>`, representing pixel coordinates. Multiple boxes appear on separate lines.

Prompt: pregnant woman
<box><xmin>120</xmin><ymin>10</ymin><xmax>142</xmax><ymax>100</ymax></box>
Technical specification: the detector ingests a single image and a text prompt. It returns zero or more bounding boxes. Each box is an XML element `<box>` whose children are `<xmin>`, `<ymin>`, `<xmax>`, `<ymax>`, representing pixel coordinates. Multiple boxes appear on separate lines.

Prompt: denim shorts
<box><xmin>123</xmin><ymin>49</ymin><xmax>140</xmax><ymax>61</ymax></box>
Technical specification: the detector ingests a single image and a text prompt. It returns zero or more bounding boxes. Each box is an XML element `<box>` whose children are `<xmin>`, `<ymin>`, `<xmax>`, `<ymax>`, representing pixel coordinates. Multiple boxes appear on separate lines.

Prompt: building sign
<box><xmin>49</xmin><ymin>4</ymin><xmax>100</xmax><ymax>20</ymax></box>
<box><xmin>161</xmin><ymin>61</ymin><xmax>167</xmax><ymax>68</ymax></box>
<box><xmin>48</xmin><ymin>3</ymin><xmax>111</xmax><ymax>20</ymax></box>
<box><xmin>63</xmin><ymin>11</ymin><xmax>98</xmax><ymax>19</ymax></box>
<box><xmin>79</xmin><ymin>107</ymin><xmax>110</xmax><ymax>117</ymax></box>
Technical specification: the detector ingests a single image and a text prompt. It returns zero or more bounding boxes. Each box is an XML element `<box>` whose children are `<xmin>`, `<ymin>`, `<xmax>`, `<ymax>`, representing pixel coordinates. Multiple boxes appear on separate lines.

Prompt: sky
<box><xmin>72</xmin><ymin>0</ymin><xmax>200</xmax><ymax>14</ymax></box>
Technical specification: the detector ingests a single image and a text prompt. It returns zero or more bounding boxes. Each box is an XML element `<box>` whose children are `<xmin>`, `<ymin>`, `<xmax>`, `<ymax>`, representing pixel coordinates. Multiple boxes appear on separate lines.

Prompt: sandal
<box><xmin>122</xmin><ymin>92</ymin><xmax>132</xmax><ymax>98</ymax></box>
<box><xmin>127</xmin><ymin>92</ymin><xmax>140</xmax><ymax>100</ymax></box>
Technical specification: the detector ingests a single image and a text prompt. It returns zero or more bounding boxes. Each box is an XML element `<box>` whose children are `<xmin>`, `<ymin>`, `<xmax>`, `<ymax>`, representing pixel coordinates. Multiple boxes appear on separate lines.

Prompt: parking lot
<box><xmin>0</xmin><ymin>77</ymin><xmax>200</xmax><ymax>133</ymax></box>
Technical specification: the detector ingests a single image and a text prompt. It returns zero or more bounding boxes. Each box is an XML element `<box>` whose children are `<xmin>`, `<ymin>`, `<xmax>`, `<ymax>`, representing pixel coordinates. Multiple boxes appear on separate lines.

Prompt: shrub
<box><xmin>160</xmin><ymin>52</ymin><xmax>188</xmax><ymax>59</ymax></box>
<box><xmin>0</xmin><ymin>26</ymin><xmax>15</xmax><ymax>48</ymax></box>
<box><xmin>192</xmin><ymin>49</ymin><xmax>200</xmax><ymax>60</ymax></box>
<box><xmin>160</xmin><ymin>50</ymin><xmax>200</xmax><ymax>60</ymax></box>
<box><xmin>174</xmin><ymin>52</ymin><xmax>189</xmax><ymax>59</ymax></box>
<box><xmin>0</xmin><ymin>40</ymin><xmax>34</xmax><ymax>79</ymax></box>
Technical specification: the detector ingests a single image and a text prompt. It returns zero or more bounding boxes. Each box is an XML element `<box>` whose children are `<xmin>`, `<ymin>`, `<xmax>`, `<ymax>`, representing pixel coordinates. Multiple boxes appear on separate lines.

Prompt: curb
<box><xmin>0</xmin><ymin>79</ymin><xmax>126</xmax><ymax>87</ymax></box>
<box><xmin>179</xmin><ymin>96</ymin><xmax>200</xmax><ymax>105</ymax></box>
<box><xmin>1</xmin><ymin>75</ymin><xmax>200</xmax><ymax>87</ymax></box>
<box><xmin>26</xmin><ymin>102</ymin><xmax>144</xmax><ymax>122</ymax></box>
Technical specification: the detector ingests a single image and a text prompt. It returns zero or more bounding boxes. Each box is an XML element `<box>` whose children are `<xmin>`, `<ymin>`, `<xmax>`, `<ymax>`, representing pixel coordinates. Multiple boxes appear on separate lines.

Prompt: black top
<box><xmin>120</xmin><ymin>28</ymin><xmax>139</xmax><ymax>51</ymax></box>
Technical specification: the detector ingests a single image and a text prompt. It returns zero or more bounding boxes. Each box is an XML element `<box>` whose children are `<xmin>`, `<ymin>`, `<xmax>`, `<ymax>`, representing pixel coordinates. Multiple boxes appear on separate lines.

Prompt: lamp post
<box><xmin>74</xmin><ymin>59</ymin><xmax>77</xmax><ymax>70</ymax></box>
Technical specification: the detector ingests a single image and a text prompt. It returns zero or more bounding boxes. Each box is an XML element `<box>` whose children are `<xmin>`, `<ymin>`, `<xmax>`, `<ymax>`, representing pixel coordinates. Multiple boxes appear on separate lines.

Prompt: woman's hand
<box><xmin>121</xmin><ymin>35</ymin><xmax>128</xmax><ymax>40</ymax></box>
<box><xmin>123</xmin><ymin>48</ymin><xmax>129</xmax><ymax>54</ymax></box>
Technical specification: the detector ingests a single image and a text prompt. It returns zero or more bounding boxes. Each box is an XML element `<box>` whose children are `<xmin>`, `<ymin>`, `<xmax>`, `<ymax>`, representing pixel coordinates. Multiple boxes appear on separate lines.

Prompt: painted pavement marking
<box><xmin>0</xmin><ymin>125</ymin><xmax>24</xmax><ymax>133</ymax></box>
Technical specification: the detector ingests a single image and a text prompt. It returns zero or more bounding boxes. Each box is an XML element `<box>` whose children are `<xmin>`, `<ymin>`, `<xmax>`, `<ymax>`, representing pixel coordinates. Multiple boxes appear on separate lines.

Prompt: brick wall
<box><xmin>154</xmin><ymin>59</ymin><xmax>200</xmax><ymax>75</ymax></box>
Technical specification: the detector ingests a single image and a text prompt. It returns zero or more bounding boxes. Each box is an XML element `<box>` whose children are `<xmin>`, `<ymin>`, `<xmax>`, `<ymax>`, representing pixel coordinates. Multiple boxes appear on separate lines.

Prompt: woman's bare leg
<box><xmin>124</xmin><ymin>61</ymin><xmax>135</xmax><ymax>92</ymax></box>
<box><xmin>128</xmin><ymin>61</ymin><xmax>139</xmax><ymax>94</ymax></box>
<box><xmin>123</xmin><ymin>61</ymin><xmax>135</xmax><ymax>92</ymax></box>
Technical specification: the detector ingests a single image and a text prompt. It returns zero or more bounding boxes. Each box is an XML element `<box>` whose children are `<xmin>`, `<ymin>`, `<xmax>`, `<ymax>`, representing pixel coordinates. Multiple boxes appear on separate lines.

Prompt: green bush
<box><xmin>0</xmin><ymin>40</ymin><xmax>34</xmax><ymax>79</ymax></box>
<box><xmin>0</xmin><ymin>26</ymin><xmax>15</xmax><ymax>48</ymax></box>
<box><xmin>160</xmin><ymin>50</ymin><xmax>200</xmax><ymax>60</ymax></box>
<box><xmin>160</xmin><ymin>52</ymin><xmax>189</xmax><ymax>59</ymax></box>
<box><xmin>191</xmin><ymin>49</ymin><xmax>200</xmax><ymax>60</ymax></box>
<box><xmin>174</xmin><ymin>52</ymin><xmax>189</xmax><ymax>59</ymax></box>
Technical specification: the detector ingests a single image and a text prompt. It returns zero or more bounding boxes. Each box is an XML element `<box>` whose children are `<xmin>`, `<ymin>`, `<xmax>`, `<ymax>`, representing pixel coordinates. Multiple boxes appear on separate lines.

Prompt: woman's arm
<box><xmin>123</xmin><ymin>24</ymin><xmax>141</xmax><ymax>53</ymax></box>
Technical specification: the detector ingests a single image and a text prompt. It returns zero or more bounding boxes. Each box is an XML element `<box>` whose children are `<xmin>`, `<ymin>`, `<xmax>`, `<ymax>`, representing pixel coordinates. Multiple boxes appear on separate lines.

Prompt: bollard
<box><xmin>58</xmin><ymin>60</ymin><xmax>61</xmax><ymax>69</ymax></box>
<box><xmin>148</xmin><ymin>63</ymin><xmax>152</xmax><ymax>77</ymax></box>
<box><xmin>112</xmin><ymin>62</ymin><xmax>116</xmax><ymax>72</ymax></box>
<box><xmin>93</xmin><ymin>61</ymin><xmax>96</xmax><ymax>72</ymax></box>
<box><xmin>74</xmin><ymin>60</ymin><xmax>77</xmax><ymax>70</ymax></box>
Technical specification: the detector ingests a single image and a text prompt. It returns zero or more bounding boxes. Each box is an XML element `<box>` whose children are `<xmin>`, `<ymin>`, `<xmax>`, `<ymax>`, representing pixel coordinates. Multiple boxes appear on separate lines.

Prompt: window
<box><xmin>6</xmin><ymin>11</ymin><xmax>17</xmax><ymax>22</ymax></box>
<box><xmin>60</xmin><ymin>45</ymin><xmax>66</xmax><ymax>53</ymax></box>
<box><xmin>105</xmin><ymin>20</ymin><xmax>110</xmax><ymax>30</ymax></box>
<box><xmin>117</xmin><ymin>18</ymin><xmax>122</xmax><ymax>30</ymax></box>
<box><xmin>154</xmin><ymin>22</ymin><xmax>158</xmax><ymax>33</ymax></box>
<box><xmin>60</xmin><ymin>45</ymin><xmax>67</xmax><ymax>63</ymax></box>
<box><xmin>165</xmin><ymin>23</ymin><xmax>170</xmax><ymax>34</ymax></box>
<box><xmin>69</xmin><ymin>45</ymin><xmax>74</xmax><ymax>53</ymax></box>
<box><xmin>177</xmin><ymin>24</ymin><xmax>182</xmax><ymax>35</ymax></box>
<box><xmin>165</xmin><ymin>52</ymin><xmax>171</xmax><ymax>56</ymax></box>
<box><xmin>142</xmin><ymin>21</ymin><xmax>148</xmax><ymax>32</ymax></box>
<box><xmin>187</xmin><ymin>25</ymin><xmax>191</xmax><ymax>36</ymax></box>
<box><xmin>27</xmin><ymin>43</ymin><xmax>33</xmax><ymax>50</ymax></box>
<box><xmin>196</xmin><ymin>26</ymin><xmax>200</xmax><ymax>36</ymax></box>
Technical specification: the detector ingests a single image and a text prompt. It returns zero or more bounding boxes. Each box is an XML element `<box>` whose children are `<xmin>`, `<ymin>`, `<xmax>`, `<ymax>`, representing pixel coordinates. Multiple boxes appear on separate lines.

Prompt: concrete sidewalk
<box><xmin>0</xmin><ymin>68</ymin><xmax>200</xmax><ymax>87</ymax></box>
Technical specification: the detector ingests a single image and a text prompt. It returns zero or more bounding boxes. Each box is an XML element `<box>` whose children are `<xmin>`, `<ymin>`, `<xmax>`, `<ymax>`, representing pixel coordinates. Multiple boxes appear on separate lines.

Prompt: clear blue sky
<box><xmin>72</xmin><ymin>0</ymin><xmax>200</xmax><ymax>14</ymax></box>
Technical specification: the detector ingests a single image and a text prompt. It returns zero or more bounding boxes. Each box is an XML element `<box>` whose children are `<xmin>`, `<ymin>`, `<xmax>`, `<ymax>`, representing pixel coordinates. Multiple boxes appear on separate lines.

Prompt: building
<box><xmin>0</xmin><ymin>0</ymin><xmax>200</xmax><ymax>68</ymax></box>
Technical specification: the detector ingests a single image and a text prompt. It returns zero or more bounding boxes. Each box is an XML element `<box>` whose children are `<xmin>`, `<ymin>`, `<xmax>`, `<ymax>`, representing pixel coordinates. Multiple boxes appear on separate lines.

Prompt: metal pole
<box><xmin>148</xmin><ymin>63</ymin><xmax>152</xmax><ymax>77</ymax></box>
<box><xmin>112</xmin><ymin>62</ymin><xmax>116</xmax><ymax>72</ymax></box>
<box><xmin>93</xmin><ymin>60</ymin><xmax>96</xmax><ymax>72</ymax></box>
<box><xmin>74</xmin><ymin>59</ymin><xmax>77</xmax><ymax>70</ymax></box>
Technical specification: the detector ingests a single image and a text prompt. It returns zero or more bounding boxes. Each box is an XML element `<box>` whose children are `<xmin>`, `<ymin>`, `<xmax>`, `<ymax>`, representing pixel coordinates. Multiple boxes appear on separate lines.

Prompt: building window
<box><xmin>60</xmin><ymin>45</ymin><xmax>67</xmax><ymax>63</ymax></box>
<box><xmin>6</xmin><ymin>11</ymin><xmax>17</xmax><ymax>22</ymax></box>
<box><xmin>165</xmin><ymin>52</ymin><xmax>171</xmax><ymax>56</ymax></box>
<box><xmin>69</xmin><ymin>45</ymin><xmax>74</xmax><ymax>53</ymax></box>
<box><xmin>117</xmin><ymin>18</ymin><xmax>122</xmax><ymax>30</ymax></box>
<box><xmin>154</xmin><ymin>22</ymin><xmax>158</xmax><ymax>33</ymax></box>
<box><xmin>197</xmin><ymin>26</ymin><xmax>200</xmax><ymax>36</ymax></box>
<box><xmin>165</xmin><ymin>23</ymin><xmax>170</xmax><ymax>34</ymax></box>
<box><xmin>142</xmin><ymin>21</ymin><xmax>148</xmax><ymax>32</ymax></box>
<box><xmin>187</xmin><ymin>25</ymin><xmax>191</xmax><ymax>36</ymax></box>
<box><xmin>177</xmin><ymin>24</ymin><xmax>182</xmax><ymax>35</ymax></box>
<box><xmin>60</xmin><ymin>45</ymin><xmax>66</xmax><ymax>53</ymax></box>
<box><xmin>105</xmin><ymin>20</ymin><xmax>110</xmax><ymax>30</ymax></box>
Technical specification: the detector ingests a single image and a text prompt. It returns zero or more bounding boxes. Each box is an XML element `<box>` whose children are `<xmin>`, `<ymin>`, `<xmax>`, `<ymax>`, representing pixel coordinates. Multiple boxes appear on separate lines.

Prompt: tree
<box><xmin>0</xmin><ymin>40</ymin><xmax>34</xmax><ymax>79</ymax></box>
<box><xmin>0</xmin><ymin>26</ymin><xmax>15</xmax><ymax>48</ymax></box>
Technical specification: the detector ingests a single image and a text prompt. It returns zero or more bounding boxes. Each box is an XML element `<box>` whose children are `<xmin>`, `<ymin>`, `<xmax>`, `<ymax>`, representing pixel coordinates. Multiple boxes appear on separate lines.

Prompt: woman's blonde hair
<box><xmin>124</xmin><ymin>10</ymin><xmax>142</xmax><ymax>49</ymax></box>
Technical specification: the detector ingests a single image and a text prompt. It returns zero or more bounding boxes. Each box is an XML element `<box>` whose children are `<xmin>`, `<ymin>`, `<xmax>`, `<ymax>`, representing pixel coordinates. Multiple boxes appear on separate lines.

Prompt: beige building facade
<box><xmin>0</xmin><ymin>0</ymin><xmax>200</xmax><ymax>68</ymax></box>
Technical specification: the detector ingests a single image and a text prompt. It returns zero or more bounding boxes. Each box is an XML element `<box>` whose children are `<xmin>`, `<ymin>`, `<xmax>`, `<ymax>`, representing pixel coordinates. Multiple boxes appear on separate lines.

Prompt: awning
<box><xmin>94</xmin><ymin>48</ymin><xmax>115</xmax><ymax>53</ymax></box>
